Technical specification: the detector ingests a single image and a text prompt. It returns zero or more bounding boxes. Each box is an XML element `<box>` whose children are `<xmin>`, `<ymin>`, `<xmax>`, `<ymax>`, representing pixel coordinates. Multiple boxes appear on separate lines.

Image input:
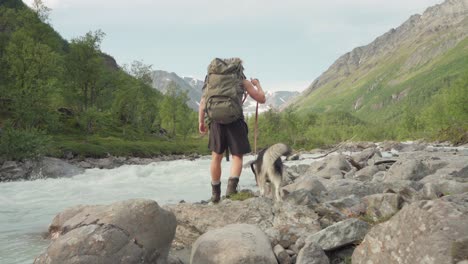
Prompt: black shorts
<box><xmin>208</xmin><ymin>119</ymin><xmax>251</xmax><ymax>155</ymax></box>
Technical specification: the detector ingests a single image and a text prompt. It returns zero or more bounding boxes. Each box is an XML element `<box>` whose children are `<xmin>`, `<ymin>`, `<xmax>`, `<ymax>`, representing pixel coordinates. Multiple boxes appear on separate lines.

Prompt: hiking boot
<box><xmin>226</xmin><ymin>177</ymin><xmax>239</xmax><ymax>197</ymax></box>
<box><xmin>211</xmin><ymin>183</ymin><xmax>221</xmax><ymax>203</ymax></box>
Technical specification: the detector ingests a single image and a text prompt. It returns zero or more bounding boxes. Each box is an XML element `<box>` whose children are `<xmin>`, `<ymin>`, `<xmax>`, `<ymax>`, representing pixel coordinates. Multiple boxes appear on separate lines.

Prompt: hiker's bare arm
<box><xmin>198</xmin><ymin>97</ymin><xmax>207</xmax><ymax>134</ymax></box>
<box><xmin>243</xmin><ymin>79</ymin><xmax>266</xmax><ymax>103</ymax></box>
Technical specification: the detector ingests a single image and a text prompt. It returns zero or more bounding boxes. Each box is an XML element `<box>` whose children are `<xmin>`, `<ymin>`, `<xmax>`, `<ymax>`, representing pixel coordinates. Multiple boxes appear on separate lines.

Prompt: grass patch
<box><xmin>47</xmin><ymin>134</ymin><xmax>210</xmax><ymax>158</ymax></box>
<box><xmin>344</xmin><ymin>256</ymin><xmax>352</xmax><ymax>264</ymax></box>
<box><xmin>227</xmin><ymin>191</ymin><xmax>256</xmax><ymax>201</ymax></box>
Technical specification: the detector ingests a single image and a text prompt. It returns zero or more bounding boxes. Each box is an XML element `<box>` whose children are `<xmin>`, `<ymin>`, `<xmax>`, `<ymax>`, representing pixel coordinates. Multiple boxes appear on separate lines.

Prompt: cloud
<box><xmin>25</xmin><ymin>0</ymin><xmax>443</xmax><ymax>23</ymax></box>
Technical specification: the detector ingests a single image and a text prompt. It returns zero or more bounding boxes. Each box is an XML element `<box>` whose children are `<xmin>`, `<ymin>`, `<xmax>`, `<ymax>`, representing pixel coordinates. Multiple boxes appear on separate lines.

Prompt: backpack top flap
<box><xmin>208</xmin><ymin>58</ymin><xmax>245</xmax><ymax>78</ymax></box>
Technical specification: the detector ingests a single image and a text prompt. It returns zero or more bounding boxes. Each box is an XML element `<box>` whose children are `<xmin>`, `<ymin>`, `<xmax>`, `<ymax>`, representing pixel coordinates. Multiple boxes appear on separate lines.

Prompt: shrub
<box><xmin>0</xmin><ymin>125</ymin><xmax>50</xmax><ymax>160</ymax></box>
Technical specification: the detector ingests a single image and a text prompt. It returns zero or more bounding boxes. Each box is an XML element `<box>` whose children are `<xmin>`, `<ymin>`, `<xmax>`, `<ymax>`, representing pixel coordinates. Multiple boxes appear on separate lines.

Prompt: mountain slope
<box><xmin>288</xmin><ymin>0</ymin><xmax>468</xmax><ymax>123</ymax></box>
<box><xmin>150</xmin><ymin>70</ymin><xmax>203</xmax><ymax>111</ymax></box>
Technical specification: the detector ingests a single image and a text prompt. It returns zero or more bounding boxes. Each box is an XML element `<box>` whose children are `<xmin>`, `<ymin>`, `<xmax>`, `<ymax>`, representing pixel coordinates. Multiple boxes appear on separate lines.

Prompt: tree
<box><xmin>160</xmin><ymin>82</ymin><xmax>191</xmax><ymax>137</ymax></box>
<box><xmin>3</xmin><ymin>28</ymin><xmax>61</xmax><ymax>129</ymax></box>
<box><xmin>31</xmin><ymin>0</ymin><xmax>51</xmax><ymax>23</ymax></box>
<box><xmin>65</xmin><ymin>30</ymin><xmax>105</xmax><ymax>112</ymax></box>
<box><xmin>123</xmin><ymin>60</ymin><xmax>153</xmax><ymax>86</ymax></box>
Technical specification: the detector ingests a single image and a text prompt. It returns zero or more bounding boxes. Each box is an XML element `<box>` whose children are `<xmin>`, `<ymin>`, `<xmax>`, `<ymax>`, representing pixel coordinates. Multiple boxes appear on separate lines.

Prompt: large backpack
<box><xmin>203</xmin><ymin>58</ymin><xmax>246</xmax><ymax>124</ymax></box>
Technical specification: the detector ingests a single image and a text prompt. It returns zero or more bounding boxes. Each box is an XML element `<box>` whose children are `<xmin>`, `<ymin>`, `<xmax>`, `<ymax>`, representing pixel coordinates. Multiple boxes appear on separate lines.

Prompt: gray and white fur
<box><xmin>250</xmin><ymin>143</ymin><xmax>292</xmax><ymax>201</ymax></box>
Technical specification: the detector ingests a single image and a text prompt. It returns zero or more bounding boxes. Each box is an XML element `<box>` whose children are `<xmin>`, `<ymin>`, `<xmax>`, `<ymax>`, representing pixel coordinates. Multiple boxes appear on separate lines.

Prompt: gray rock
<box><xmin>310</xmin><ymin>203</ymin><xmax>348</xmax><ymax>228</ymax></box>
<box><xmin>274</xmin><ymin>244</ymin><xmax>292</xmax><ymax>264</ymax></box>
<box><xmin>282</xmin><ymin>177</ymin><xmax>327</xmax><ymax>200</ymax></box>
<box><xmin>322</xmin><ymin>195</ymin><xmax>367</xmax><ymax>220</ymax></box>
<box><xmin>190</xmin><ymin>224</ymin><xmax>277</xmax><ymax>264</ymax></box>
<box><xmin>167</xmin><ymin>254</ymin><xmax>185</xmax><ymax>264</ymax></box>
<box><xmin>352</xmin><ymin>193</ymin><xmax>468</xmax><ymax>264</ymax></box>
<box><xmin>305</xmin><ymin>218</ymin><xmax>370</xmax><ymax>251</ymax></box>
<box><xmin>420</xmin><ymin>182</ymin><xmax>443</xmax><ymax>200</ymax></box>
<box><xmin>31</xmin><ymin>157</ymin><xmax>84</xmax><ymax>179</ymax></box>
<box><xmin>343</xmin><ymin>167</ymin><xmax>357</xmax><ymax>179</ymax></box>
<box><xmin>420</xmin><ymin>179</ymin><xmax>468</xmax><ymax>197</ymax></box>
<box><xmin>329</xmin><ymin>174</ymin><xmax>344</xmax><ymax>180</ymax></box>
<box><xmin>296</xmin><ymin>241</ymin><xmax>329</xmax><ymax>264</ymax></box>
<box><xmin>306</xmin><ymin>154</ymin><xmax>352</xmax><ymax>179</ymax></box>
<box><xmin>289</xmin><ymin>244</ymin><xmax>300</xmax><ymax>254</ymax></box>
<box><xmin>35</xmin><ymin>224</ymin><xmax>147</xmax><ymax>264</ymax></box>
<box><xmin>383</xmin><ymin>159</ymin><xmax>431</xmax><ymax>182</ymax></box>
<box><xmin>322</xmin><ymin>179</ymin><xmax>385</xmax><ymax>200</ymax></box>
<box><xmin>35</xmin><ymin>199</ymin><xmax>176</xmax><ymax>264</ymax></box>
<box><xmin>287</xmin><ymin>154</ymin><xmax>300</xmax><ymax>161</ymax></box>
<box><xmin>371</xmin><ymin>171</ymin><xmax>386</xmax><ymax>182</ymax></box>
<box><xmin>354</xmin><ymin>165</ymin><xmax>380</xmax><ymax>181</ymax></box>
<box><xmin>164</xmin><ymin>197</ymin><xmax>321</xmax><ymax>249</ymax></box>
<box><xmin>284</xmin><ymin>189</ymin><xmax>320</xmax><ymax>206</ymax></box>
<box><xmin>351</xmin><ymin>147</ymin><xmax>381</xmax><ymax>167</ymax></box>
<box><xmin>362</xmin><ymin>193</ymin><xmax>402</xmax><ymax>221</ymax></box>
<box><xmin>287</xmin><ymin>164</ymin><xmax>310</xmax><ymax>175</ymax></box>
<box><xmin>0</xmin><ymin>160</ymin><xmax>30</xmax><ymax>181</ymax></box>
<box><xmin>324</xmin><ymin>195</ymin><xmax>361</xmax><ymax>213</ymax></box>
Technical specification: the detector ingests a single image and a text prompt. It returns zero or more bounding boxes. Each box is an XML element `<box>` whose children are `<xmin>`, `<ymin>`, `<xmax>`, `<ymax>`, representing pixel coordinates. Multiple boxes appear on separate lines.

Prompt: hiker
<box><xmin>198</xmin><ymin>58</ymin><xmax>266</xmax><ymax>203</ymax></box>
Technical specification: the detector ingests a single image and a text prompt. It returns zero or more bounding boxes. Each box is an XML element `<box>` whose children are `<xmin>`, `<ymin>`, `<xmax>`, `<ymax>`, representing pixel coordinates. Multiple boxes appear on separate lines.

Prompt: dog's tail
<box><xmin>264</xmin><ymin>143</ymin><xmax>292</xmax><ymax>162</ymax></box>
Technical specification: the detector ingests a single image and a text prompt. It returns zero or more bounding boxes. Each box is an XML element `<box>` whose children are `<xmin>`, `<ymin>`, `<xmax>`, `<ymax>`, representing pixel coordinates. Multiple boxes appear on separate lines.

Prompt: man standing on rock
<box><xmin>198</xmin><ymin>58</ymin><xmax>266</xmax><ymax>203</ymax></box>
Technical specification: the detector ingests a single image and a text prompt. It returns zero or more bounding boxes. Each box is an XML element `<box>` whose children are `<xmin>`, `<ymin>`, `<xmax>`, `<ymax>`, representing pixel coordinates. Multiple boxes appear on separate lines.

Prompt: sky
<box><xmin>25</xmin><ymin>0</ymin><xmax>443</xmax><ymax>92</ymax></box>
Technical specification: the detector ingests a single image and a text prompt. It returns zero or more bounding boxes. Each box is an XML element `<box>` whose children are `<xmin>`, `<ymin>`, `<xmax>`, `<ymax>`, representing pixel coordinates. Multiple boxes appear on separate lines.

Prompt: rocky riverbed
<box><xmin>16</xmin><ymin>141</ymin><xmax>468</xmax><ymax>264</ymax></box>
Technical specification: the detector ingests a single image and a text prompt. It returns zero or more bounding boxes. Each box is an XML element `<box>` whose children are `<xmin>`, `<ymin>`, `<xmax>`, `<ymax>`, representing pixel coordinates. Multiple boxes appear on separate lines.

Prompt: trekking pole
<box><xmin>254</xmin><ymin>102</ymin><xmax>258</xmax><ymax>154</ymax></box>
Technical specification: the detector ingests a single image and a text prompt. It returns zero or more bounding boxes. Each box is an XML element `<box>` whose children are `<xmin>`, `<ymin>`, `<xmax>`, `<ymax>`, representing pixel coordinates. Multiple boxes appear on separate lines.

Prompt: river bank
<box><xmin>3</xmin><ymin>140</ymin><xmax>465</xmax><ymax>263</ymax></box>
<box><xmin>1</xmin><ymin>140</ymin><xmax>466</xmax><ymax>182</ymax></box>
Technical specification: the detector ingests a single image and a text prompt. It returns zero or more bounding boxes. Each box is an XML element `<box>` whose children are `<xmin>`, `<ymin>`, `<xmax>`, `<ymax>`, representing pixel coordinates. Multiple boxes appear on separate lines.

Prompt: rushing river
<box><xmin>0</xmin><ymin>154</ymin><xmax>321</xmax><ymax>264</ymax></box>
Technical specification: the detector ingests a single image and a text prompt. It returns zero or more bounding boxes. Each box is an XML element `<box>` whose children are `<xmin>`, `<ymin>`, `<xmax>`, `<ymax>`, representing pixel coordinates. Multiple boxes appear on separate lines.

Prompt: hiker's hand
<box><xmin>199</xmin><ymin>122</ymin><xmax>207</xmax><ymax>134</ymax></box>
<box><xmin>250</xmin><ymin>78</ymin><xmax>260</xmax><ymax>86</ymax></box>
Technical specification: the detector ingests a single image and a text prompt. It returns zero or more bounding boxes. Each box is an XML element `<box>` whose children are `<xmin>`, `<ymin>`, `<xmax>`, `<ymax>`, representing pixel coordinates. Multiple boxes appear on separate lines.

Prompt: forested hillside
<box><xmin>0</xmin><ymin>0</ymin><xmax>201</xmax><ymax>160</ymax></box>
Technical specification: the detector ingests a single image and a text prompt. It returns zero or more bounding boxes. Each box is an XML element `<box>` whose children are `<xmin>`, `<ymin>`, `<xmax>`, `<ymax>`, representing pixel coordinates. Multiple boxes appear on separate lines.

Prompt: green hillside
<box><xmin>282</xmin><ymin>0</ymin><xmax>468</xmax><ymax>145</ymax></box>
<box><xmin>293</xmin><ymin>38</ymin><xmax>467</xmax><ymax>122</ymax></box>
<box><xmin>0</xmin><ymin>0</ymin><xmax>203</xmax><ymax>160</ymax></box>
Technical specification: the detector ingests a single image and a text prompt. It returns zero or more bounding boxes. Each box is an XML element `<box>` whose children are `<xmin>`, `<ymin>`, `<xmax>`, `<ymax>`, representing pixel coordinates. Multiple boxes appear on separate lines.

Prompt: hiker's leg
<box><xmin>226</xmin><ymin>154</ymin><xmax>243</xmax><ymax>197</ymax></box>
<box><xmin>211</xmin><ymin>151</ymin><xmax>223</xmax><ymax>183</ymax></box>
<box><xmin>230</xmin><ymin>154</ymin><xmax>243</xmax><ymax>177</ymax></box>
<box><xmin>210</xmin><ymin>151</ymin><xmax>223</xmax><ymax>203</ymax></box>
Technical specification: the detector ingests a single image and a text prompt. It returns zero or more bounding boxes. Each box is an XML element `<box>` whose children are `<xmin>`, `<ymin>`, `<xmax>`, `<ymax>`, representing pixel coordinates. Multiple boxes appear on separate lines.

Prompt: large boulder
<box><xmin>305</xmin><ymin>218</ymin><xmax>370</xmax><ymax>251</ymax></box>
<box><xmin>165</xmin><ymin>198</ymin><xmax>321</xmax><ymax>249</ymax></box>
<box><xmin>383</xmin><ymin>159</ymin><xmax>431</xmax><ymax>182</ymax></box>
<box><xmin>35</xmin><ymin>199</ymin><xmax>176</xmax><ymax>264</ymax></box>
<box><xmin>321</xmin><ymin>179</ymin><xmax>386</xmax><ymax>200</ymax></box>
<box><xmin>352</xmin><ymin>193</ymin><xmax>468</xmax><ymax>264</ymax></box>
<box><xmin>296</xmin><ymin>241</ymin><xmax>329</xmax><ymax>264</ymax></box>
<box><xmin>282</xmin><ymin>177</ymin><xmax>327</xmax><ymax>204</ymax></box>
<box><xmin>0</xmin><ymin>160</ymin><xmax>32</xmax><ymax>181</ymax></box>
<box><xmin>305</xmin><ymin>154</ymin><xmax>352</xmax><ymax>179</ymax></box>
<box><xmin>350</xmin><ymin>147</ymin><xmax>381</xmax><ymax>167</ymax></box>
<box><xmin>31</xmin><ymin>157</ymin><xmax>85</xmax><ymax>179</ymax></box>
<box><xmin>190</xmin><ymin>224</ymin><xmax>277</xmax><ymax>264</ymax></box>
<box><xmin>282</xmin><ymin>177</ymin><xmax>327</xmax><ymax>196</ymax></box>
<box><xmin>353</xmin><ymin>165</ymin><xmax>380</xmax><ymax>182</ymax></box>
<box><xmin>362</xmin><ymin>193</ymin><xmax>402</xmax><ymax>221</ymax></box>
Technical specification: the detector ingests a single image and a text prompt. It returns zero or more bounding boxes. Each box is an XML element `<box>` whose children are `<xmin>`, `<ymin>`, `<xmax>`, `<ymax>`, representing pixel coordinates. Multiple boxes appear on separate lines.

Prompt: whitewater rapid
<box><xmin>0</xmin><ymin>151</ymin><xmax>334</xmax><ymax>264</ymax></box>
<box><xmin>0</xmin><ymin>155</ymin><xmax>266</xmax><ymax>264</ymax></box>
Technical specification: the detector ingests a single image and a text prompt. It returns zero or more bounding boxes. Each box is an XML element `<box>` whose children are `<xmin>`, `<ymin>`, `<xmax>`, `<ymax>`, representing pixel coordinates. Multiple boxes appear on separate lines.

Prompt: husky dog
<box><xmin>250</xmin><ymin>143</ymin><xmax>292</xmax><ymax>201</ymax></box>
